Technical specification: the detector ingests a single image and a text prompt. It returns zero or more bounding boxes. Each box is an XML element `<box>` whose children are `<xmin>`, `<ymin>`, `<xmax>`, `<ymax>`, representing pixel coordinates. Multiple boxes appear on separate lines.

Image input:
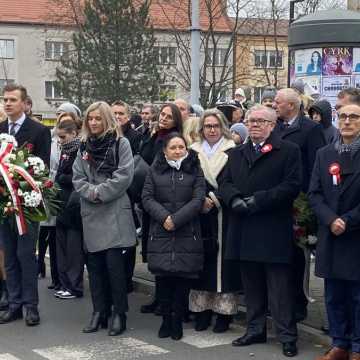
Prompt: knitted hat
<box><xmin>56</xmin><ymin>102</ymin><xmax>82</xmax><ymax>118</ymax></box>
<box><xmin>291</xmin><ymin>79</ymin><xmax>305</xmax><ymax>95</ymax></box>
<box><xmin>235</xmin><ymin>88</ymin><xmax>246</xmax><ymax>98</ymax></box>
<box><xmin>230</xmin><ymin>123</ymin><xmax>248</xmax><ymax>141</ymax></box>
<box><xmin>261</xmin><ymin>88</ymin><xmax>277</xmax><ymax>102</ymax></box>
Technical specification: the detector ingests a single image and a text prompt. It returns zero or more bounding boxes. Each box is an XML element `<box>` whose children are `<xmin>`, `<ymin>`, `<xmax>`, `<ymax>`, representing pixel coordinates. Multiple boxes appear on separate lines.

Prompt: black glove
<box><xmin>244</xmin><ymin>196</ymin><xmax>256</xmax><ymax>209</ymax></box>
<box><xmin>231</xmin><ymin>197</ymin><xmax>248</xmax><ymax>214</ymax></box>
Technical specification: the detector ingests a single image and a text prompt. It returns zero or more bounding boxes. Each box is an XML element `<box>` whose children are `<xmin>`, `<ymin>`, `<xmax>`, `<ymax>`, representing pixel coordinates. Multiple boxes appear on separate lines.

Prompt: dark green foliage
<box><xmin>56</xmin><ymin>0</ymin><xmax>161</xmax><ymax>109</ymax></box>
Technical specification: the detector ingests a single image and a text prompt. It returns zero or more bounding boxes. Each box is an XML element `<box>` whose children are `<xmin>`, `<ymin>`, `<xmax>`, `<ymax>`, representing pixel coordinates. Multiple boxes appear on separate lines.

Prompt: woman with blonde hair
<box><xmin>183</xmin><ymin>116</ymin><xmax>201</xmax><ymax>147</ymax></box>
<box><xmin>73</xmin><ymin>101</ymin><xmax>136</xmax><ymax>336</ymax></box>
<box><xmin>189</xmin><ymin>108</ymin><xmax>242</xmax><ymax>333</ymax></box>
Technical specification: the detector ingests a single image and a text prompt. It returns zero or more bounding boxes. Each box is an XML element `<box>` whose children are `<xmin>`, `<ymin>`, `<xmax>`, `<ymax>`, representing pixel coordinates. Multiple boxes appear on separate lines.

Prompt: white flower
<box><xmin>0</xmin><ymin>134</ymin><xmax>17</xmax><ymax>148</ymax></box>
<box><xmin>23</xmin><ymin>190</ymin><xmax>42</xmax><ymax>208</ymax></box>
<box><xmin>307</xmin><ymin>235</ymin><xmax>318</xmax><ymax>245</ymax></box>
<box><xmin>17</xmin><ymin>189</ymin><xmax>23</xmax><ymax>196</ymax></box>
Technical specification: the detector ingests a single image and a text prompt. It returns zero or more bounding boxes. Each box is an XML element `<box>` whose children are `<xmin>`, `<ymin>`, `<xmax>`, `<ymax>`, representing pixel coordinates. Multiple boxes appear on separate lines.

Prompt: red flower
<box><xmin>12</xmin><ymin>181</ymin><xmax>20</xmax><ymax>190</ymax></box>
<box><xmin>294</xmin><ymin>226</ymin><xmax>306</xmax><ymax>239</ymax></box>
<box><xmin>26</xmin><ymin>143</ymin><xmax>34</xmax><ymax>152</ymax></box>
<box><xmin>28</xmin><ymin>168</ymin><xmax>34</xmax><ymax>175</ymax></box>
<box><xmin>44</xmin><ymin>180</ymin><xmax>53</xmax><ymax>189</ymax></box>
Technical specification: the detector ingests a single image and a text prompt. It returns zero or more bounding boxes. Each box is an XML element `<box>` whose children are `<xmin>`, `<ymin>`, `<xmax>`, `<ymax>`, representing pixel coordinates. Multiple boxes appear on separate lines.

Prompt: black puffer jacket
<box><xmin>309</xmin><ymin>99</ymin><xmax>339</xmax><ymax>144</ymax></box>
<box><xmin>142</xmin><ymin>149</ymin><xmax>206</xmax><ymax>277</ymax></box>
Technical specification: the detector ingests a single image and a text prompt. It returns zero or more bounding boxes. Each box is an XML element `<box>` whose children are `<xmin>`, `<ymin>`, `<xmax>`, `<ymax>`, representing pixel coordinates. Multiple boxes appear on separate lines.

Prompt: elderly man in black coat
<box><xmin>220</xmin><ymin>105</ymin><xmax>302</xmax><ymax>358</ymax></box>
<box><xmin>309</xmin><ymin>104</ymin><xmax>360</xmax><ymax>360</ymax></box>
<box><xmin>0</xmin><ymin>84</ymin><xmax>51</xmax><ymax>327</ymax></box>
<box><xmin>273</xmin><ymin>88</ymin><xmax>326</xmax><ymax>323</ymax></box>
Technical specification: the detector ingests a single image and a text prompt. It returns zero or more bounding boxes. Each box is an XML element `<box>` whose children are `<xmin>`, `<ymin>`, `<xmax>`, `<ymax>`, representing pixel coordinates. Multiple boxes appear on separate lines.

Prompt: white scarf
<box><xmin>165</xmin><ymin>152</ymin><xmax>189</xmax><ymax>170</ymax></box>
<box><xmin>201</xmin><ymin>137</ymin><xmax>224</xmax><ymax>159</ymax></box>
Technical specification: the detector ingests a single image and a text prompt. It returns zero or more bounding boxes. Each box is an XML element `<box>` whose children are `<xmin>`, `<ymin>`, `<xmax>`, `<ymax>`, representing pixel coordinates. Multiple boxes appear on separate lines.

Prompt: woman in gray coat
<box><xmin>73</xmin><ymin>101</ymin><xmax>136</xmax><ymax>336</ymax></box>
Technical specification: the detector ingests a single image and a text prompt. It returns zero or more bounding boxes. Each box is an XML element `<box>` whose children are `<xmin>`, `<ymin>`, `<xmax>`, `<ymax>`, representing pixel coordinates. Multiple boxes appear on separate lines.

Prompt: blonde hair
<box><xmin>198</xmin><ymin>108</ymin><xmax>232</xmax><ymax>141</ymax></box>
<box><xmin>82</xmin><ymin>101</ymin><xmax>122</xmax><ymax>141</ymax></box>
<box><xmin>0</xmin><ymin>103</ymin><xmax>6</xmax><ymax>122</ymax></box>
<box><xmin>183</xmin><ymin>116</ymin><xmax>201</xmax><ymax>146</ymax></box>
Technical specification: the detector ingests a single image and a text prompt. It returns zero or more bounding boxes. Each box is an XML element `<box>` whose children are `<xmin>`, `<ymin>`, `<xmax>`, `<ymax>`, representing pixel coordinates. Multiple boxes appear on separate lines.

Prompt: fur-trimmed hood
<box><xmin>153</xmin><ymin>148</ymin><xmax>201</xmax><ymax>174</ymax></box>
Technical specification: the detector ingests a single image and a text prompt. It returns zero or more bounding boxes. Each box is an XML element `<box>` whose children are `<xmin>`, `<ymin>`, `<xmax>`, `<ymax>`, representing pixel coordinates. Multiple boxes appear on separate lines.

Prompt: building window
<box><xmin>154</xmin><ymin>47</ymin><xmax>176</xmax><ymax>65</ymax></box>
<box><xmin>0</xmin><ymin>79</ymin><xmax>15</xmax><ymax>93</ymax></box>
<box><xmin>0</xmin><ymin>40</ymin><xmax>14</xmax><ymax>59</ymax></box>
<box><xmin>254</xmin><ymin>50</ymin><xmax>283</xmax><ymax>68</ymax></box>
<box><xmin>206</xmin><ymin>48</ymin><xmax>228</xmax><ymax>66</ymax></box>
<box><xmin>45</xmin><ymin>81</ymin><xmax>63</xmax><ymax>99</ymax></box>
<box><xmin>45</xmin><ymin>41</ymin><xmax>69</xmax><ymax>61</ymax></box>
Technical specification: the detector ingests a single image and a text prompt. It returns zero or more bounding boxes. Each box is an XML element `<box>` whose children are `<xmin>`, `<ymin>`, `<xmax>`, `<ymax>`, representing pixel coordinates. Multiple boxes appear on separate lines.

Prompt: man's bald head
<box><xmin>273</xmin><ymin>88</ymin><xmax>301</xmax><ymax>121</ymax></box>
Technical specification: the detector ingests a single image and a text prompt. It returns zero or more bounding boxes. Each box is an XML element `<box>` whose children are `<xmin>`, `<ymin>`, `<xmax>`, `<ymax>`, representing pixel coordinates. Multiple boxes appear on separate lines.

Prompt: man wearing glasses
<box><xmin>309</xmin><ymin>104</ymin><xmax>360</xmax><ymax>360</ymax></box>
<box><xmin>220</xmin><ymin>105</ymin><xmax>302</xmax><ymax>357</ymax></box>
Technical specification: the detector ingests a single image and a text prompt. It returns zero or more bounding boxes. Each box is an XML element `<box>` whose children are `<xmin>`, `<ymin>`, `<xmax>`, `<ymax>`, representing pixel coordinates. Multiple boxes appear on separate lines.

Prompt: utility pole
<box><xmin>190</xmin><ymin>0</ymin><xmax>201</xmax><ymax>105</ymax></box>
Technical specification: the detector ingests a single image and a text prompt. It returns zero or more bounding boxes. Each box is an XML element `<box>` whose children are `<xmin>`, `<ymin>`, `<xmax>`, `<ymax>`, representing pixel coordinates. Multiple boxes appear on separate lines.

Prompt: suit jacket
<box><xmin>0</xmin><ymin>116</ymin><xmax>51</xmax><ymax>167</ymax></box>
<box><xmin>219</xmin><ymin>132</ymin><xmax>302</xmax><ymax>264</ymax></box>
<box><xmin>308</xmin><ymin>144</ymin><xmax>360</xmax><ymax>281</ymax></box>
<box><xmin>274</xmin><ymin>114</ymin><xmax>326</xmax><ymax>192</ymax></box>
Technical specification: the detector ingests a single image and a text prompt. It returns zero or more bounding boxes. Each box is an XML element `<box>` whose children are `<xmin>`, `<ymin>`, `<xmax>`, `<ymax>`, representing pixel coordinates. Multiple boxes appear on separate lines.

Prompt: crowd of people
<box><xmin>0</xmin><ymin>82</ymin><xmax>359</xmax><ymax>360</ymax></box>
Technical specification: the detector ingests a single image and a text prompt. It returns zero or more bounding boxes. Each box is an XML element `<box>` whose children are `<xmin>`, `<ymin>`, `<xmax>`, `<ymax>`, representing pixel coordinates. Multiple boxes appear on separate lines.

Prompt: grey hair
<box><xmin>198</xmin><ymin>108</ymin><xmax>232</xmax><ymax>140</ymax></box>
<box><xmin>277</xmin><ymin>88</ymin><xmax>301</xmax><ymax>110</ymax></box>
<box><xmin>246</xmin><ymin>104</ymin><xmax>277</xmax><ymax>123</ymax></box>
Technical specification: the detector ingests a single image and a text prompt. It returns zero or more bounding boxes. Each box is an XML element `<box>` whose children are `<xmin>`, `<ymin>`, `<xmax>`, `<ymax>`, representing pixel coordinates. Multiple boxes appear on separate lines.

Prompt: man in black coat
<box><xmin>0</xmin><ymin>84</ymin><xmax>51</xmax><ymax>326</ymax></box>
<box><xmin>309</xmin><ymin>104</ymin><xmax>360</xmax><ymax>360</ymax></box>
<box><xmin>220</xmin><ymin>105</ymin><xmax>302</xmax><ymax>358</ymax></box>
<box><xmin>273</xmin><ymin>88</ymin><xmax>326</xmax><ymax>322</ymax></box>
<box><xmin>112</xmin><ymin>100</ymin><xmax>142</xmax><ymax>293</ymax></box>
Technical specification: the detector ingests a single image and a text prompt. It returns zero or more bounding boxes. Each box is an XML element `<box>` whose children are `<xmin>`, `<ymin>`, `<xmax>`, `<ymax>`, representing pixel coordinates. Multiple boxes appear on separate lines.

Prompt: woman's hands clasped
<box><xmin>163</xmin><ymin>215</ymin><xmax>175</xmax><ymax>231</ymax></box>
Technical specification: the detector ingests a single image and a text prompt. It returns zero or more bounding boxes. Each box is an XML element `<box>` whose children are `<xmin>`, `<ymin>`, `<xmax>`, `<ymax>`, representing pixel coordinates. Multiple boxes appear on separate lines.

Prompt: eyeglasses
<box><xmin>203</xmin><ymin>124</ymin><xmax>221</xmax><ymax>130</ymax></box>
<box><xmin>245</xmin><ymin>118</ymin><xmax>273</xmax><ymax>125</ymax></box>
<box><xmin>338</xmin><ymin>113</ymin><xmax>360</xmax><ymax>122</ymax></box>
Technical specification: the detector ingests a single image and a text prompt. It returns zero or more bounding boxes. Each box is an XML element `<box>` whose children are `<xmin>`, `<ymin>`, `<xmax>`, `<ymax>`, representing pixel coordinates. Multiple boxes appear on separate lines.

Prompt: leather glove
<box><xmin>244</xmin><ymin>196</ymin><xmax>256</xmax><ymax>208</ymax></box>
<box><xmin>231</xmin><ymin>197</ymin><xmax>248</xmax><ymax>214</ymax></box>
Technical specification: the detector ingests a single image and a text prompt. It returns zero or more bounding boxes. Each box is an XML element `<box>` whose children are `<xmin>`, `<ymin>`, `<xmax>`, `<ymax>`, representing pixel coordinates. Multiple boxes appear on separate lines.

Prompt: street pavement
<box><xmin>0</xmin><ymin>280</ymin><xmax>327</xmax><ymax>360</ymax></box>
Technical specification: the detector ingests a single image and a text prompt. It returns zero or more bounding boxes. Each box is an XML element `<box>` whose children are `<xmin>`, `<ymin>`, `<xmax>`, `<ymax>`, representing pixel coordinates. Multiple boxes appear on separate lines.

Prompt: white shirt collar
<box><xmin>8</xmin><ymin>113</ymin><xmax>26</xmax><ymax>130</ymax></box>
<box><xmin>286</xmin><ymin>115</ymin><xmax>298</xmax><ymax>127</ymax></box>
<box><xmin>201</xmin><ymin>137</ymin><xmax>224</xmax><ymax>159</ymax></box>
<box><xmin>252</xmin><ymin>141</ymin><xmax>265</xmax><ymax>147</ymax></box>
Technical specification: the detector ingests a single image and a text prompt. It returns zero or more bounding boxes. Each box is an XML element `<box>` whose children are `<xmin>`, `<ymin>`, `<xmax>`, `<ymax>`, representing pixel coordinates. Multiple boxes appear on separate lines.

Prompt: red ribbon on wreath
<box><xmin>0</xmin><ymin>141</ymin><xmax>44</xmax><ymax>235</ymax></box>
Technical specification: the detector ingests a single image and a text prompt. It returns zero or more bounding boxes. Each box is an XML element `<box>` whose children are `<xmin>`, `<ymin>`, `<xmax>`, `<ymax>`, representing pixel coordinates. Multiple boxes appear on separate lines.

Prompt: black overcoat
<box><xmin>141</xmin><ymin>150</ymin><xmax>206</xmax><ymax>277</ymax></box>
<box><xmin>219</xmin><ymin>133</ymin><xmax>302</xmax><ymax>264</ymax></box>
<box><xmin>273</xmin><ymin>114</ymin><xmax>326</xmax><ymax>192</ymax></box>
<box><xmin>308</xmin><ymin>144</ymin><xmax>360</xmax><ymax>281</ymax></box>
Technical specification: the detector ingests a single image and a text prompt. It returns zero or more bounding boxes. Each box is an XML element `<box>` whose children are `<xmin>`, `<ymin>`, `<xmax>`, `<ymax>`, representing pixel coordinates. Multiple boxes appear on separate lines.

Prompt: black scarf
<box><xmin>85</xmin><ymin>132</ymin><xmax>117</xmax><ymax>176</ymax></box>
<box><xmin>61</xmin><ymin>137</ymin><xmax>81</xmax><ymax>156</ymax></box>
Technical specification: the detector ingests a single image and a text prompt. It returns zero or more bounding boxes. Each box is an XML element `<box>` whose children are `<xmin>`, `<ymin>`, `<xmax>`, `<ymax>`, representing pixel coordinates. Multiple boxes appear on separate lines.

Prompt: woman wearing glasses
<box><xmin>189</xmin><ymin>108</ymin><xmax>241</xmax><ymax>333</ymax></box>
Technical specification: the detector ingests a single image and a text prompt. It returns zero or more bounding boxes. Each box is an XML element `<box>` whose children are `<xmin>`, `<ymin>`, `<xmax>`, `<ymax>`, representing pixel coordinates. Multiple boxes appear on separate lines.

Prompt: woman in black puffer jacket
<box><xmin>142</xmin><ymin>133</ymin><xmax>205</xmax><ymax>341</ymax></box>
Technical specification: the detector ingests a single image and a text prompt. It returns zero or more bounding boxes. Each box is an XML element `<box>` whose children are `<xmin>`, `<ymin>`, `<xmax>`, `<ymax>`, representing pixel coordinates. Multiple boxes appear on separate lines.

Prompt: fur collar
<box><xmin>153</xmin><ymin>149</ymin><xmax>200</xmax><ymax>174</ymax></box>
<box><xmin>191</xmin><ymin>138</ymin><xmax>235</xmax><ymax>189</ymax></box>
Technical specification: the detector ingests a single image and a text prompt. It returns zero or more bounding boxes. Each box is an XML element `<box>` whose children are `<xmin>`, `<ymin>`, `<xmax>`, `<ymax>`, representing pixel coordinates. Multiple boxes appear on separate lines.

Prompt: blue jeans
<box><xmin>325</xmin><ymin>278</ymin><xmax>360</xmax><ymax>353</ymax></box>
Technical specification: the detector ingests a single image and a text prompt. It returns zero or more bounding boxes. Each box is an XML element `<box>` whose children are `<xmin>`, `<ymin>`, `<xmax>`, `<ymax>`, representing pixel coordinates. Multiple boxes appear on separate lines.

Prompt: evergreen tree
<box><xmin>56</xmin><ymin>0</ymin><xmax>160</xmax><ymax>108</ymax></box>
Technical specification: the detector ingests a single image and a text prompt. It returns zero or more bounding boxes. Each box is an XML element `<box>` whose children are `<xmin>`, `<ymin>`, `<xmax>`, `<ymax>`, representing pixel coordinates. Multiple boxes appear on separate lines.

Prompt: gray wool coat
<box><xmin>72</xmin><ymin>136</ymin><xmax>137</xmax><ymax>253</ymax></box>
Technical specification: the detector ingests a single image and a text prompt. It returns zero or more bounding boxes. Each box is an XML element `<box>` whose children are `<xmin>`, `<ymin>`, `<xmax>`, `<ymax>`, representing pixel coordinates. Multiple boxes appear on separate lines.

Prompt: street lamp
<box><xmin>190</xmin><ymin>0</ymin><xmax>201</xmax><ymax>105</ymax></box>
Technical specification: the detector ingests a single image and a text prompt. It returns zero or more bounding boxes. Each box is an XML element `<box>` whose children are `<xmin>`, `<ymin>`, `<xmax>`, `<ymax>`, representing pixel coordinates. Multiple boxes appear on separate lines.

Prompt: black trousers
<box><xmin>1</xmin><ymin>221</ymin><xmax>39</xmax><ymax>310</ymax></box>
<box><xmin>124</xmin><ymin>247</ymin><xmax>136</xmax><ymax>293</ymax></box>
<box><xmin>87</xmin><ymin>248</ymin><xmax>128</xmax><ymax>314</ymax></box>
<box><xmin>157</xmin><ymin>276</ymin><xmax>190</xmax><ymax>317</ymax></box>
<box><xmin>293</xmin><ymin>246</ymin><xmax>308</xmax><ymax>314</ymax></box>
<box><xmin>240</xmin><ymin>261</ymin><xmax>298</xmax><ymax>343</ymax></box>
<box><xmin>56</xmin><ymin>223</ymin><xmax>84</xmax><ymax>296</ymax></box>
<box><xmin>38</xmin><ymin>226</ymin><xmax>59</xmax><ymax>285</ymax></box>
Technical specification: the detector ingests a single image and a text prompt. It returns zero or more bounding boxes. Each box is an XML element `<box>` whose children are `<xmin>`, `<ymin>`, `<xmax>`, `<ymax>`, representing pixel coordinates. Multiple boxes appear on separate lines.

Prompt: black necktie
<box><xmin>9</xmin><ymin>123</ymin><xmax>17</xmax><ymax>136</ymax></box>
<box><xmin>254</xmin><ymin>144</ymin><xmax>262</xmax><ymax>153</ymax></box>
